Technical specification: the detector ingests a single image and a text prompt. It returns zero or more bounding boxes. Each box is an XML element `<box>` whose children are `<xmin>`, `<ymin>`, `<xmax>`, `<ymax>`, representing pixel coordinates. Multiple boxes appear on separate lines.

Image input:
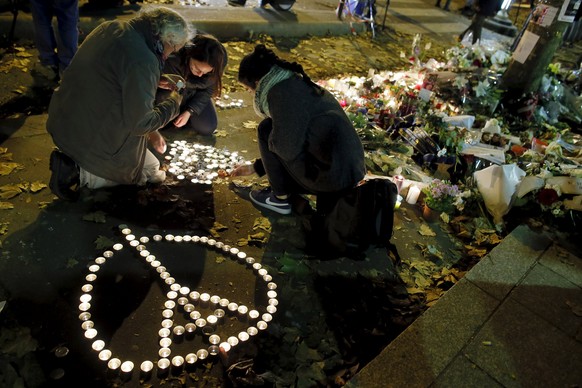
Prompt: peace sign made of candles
<box><xmin>78</xmin><ymin>225</ymin><xmax>278</xmax><ymax>375</ymax></box>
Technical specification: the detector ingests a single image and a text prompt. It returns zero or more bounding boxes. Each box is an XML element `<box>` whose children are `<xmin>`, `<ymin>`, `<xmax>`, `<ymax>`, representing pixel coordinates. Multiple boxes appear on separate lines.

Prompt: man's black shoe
<box><xmin>49</xmin><ymin>150</ymin><xmax>80</xmax><ymax>201</ymax></box>
<box><xmin>227</xmin><ymin>0</ymin><xmax>246</xmax><ymax>6</ymax></box>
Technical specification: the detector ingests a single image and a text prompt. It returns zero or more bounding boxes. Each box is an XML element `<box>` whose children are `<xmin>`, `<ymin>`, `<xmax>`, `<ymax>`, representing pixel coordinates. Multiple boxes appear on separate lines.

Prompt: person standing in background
<box><xmin>435</xmin><ymin>0</ymin><xmax>452</xmax><ymax>12</ymax></box>
<box><xmin>29</xmin><ymin>0</ymin><xmax>79</xmax><ymax>83</ymax></box>
<box><xmin>459</xmin><ymin>0</ymin><xmax>500</xmax><ymax>44</ymax></box>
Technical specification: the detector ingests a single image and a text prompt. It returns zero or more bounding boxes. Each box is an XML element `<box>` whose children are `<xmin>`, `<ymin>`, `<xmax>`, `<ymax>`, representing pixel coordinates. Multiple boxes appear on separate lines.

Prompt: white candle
<box><xmin>406</xmin><ymin>185</ymin><xmax>421</xmax><ymax>205</ymax></box>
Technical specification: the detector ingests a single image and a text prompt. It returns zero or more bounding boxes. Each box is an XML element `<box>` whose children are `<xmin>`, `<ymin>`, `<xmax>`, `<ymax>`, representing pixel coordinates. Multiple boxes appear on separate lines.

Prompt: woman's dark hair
<box><xmin>238</xmin><ymin>44</ymin><xmax>322</xmax><ymax>94</ymax></box>
<box><xmin>182</xmin><ymin>34</ymin><xmax>228</xmax><ymax>97</ymax></box>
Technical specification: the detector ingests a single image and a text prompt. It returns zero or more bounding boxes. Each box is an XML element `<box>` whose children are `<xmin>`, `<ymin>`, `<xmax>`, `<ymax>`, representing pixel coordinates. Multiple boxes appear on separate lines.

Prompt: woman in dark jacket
<box><xmin>158</xmin><ymin>33</ymin><xmax>228</xmax><ymax>136</ymax></box>
<box><xmin>231</xmin><ymin>44</ymin><xmax>366</xmax><ymax>215</ymax></box>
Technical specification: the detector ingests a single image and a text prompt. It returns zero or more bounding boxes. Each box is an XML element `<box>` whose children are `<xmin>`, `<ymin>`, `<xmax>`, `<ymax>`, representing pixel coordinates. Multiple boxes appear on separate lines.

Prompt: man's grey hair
<box><xmin>140</xmin><ymin>6</ymin><xmax>195</xmax><ymax>47</ymax></box>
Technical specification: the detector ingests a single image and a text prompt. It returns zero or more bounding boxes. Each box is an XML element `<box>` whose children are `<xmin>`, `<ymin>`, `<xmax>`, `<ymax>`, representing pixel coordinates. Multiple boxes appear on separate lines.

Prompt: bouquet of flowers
<box><xmin>422</xmin><ymin>179</ymin><xmax>461</xmax><ymax>213</ymax></box>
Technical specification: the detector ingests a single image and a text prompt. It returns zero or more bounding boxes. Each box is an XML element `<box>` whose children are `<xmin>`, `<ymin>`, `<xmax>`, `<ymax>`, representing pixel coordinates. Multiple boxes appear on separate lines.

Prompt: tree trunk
<box><xmin>501</xmin><ymin>0</ymin><xmax>571</xmax><ymax>97</ymax></box>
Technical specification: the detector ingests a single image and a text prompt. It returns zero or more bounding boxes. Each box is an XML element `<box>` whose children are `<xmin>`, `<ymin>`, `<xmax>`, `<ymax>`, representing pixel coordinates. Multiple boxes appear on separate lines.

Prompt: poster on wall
<box><xmin>558</xmin><ymin>0</ymin><xmax>580</xmax><ymax>22</ymax></box>
<box><xmin>512</xmin><ymin>30</ymin><xmax>539</xmax><ymax>64</ymax></box>
<box><xmin>532</xmin><ymin>4</ymin><xmax>558</xmax><ymax>27</ymax></box>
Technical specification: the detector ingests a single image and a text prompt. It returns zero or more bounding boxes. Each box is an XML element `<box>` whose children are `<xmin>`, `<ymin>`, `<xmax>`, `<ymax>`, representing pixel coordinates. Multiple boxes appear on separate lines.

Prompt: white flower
<box><xmin>490</xmin><ymin>50</ymin><xmax>510</xmax><ymax>66</ymax></box>
<box><xmin>475</xmin><ymin>79</ymin><xmax>490</xmax><ymax>97</ymax></box>
<box><xmin>454</xmin><ymin>75</ymin><xmax>468</xmax><ymax>89</ymax></box>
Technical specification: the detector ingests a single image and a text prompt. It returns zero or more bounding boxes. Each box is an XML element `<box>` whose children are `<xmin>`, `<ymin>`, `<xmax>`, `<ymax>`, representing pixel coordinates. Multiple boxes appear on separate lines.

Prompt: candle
<box><xmin>406</xmin><ymin>185</ymin><xmax>421</xmax><ymax>205</ymax></box>
<box><xmin>392</xmin><ymin>175</ymin><xmax>404</xmax><ymax>194</ymax></box>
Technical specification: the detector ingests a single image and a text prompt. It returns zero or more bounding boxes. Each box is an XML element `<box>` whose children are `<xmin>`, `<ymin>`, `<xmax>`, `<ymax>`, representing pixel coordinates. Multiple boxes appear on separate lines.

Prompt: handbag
<box><xmin>305</xmin><ymin>178</ymin><xmax>401</xmax><ymax>263</ymax></box>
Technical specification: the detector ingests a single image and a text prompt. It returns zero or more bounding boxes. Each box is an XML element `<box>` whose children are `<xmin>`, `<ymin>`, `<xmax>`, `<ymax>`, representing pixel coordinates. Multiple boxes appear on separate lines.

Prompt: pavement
<box><xmin>0</xmin><ymin>1</ymin><xmax>581</xmax><ymax>387</ymax></box>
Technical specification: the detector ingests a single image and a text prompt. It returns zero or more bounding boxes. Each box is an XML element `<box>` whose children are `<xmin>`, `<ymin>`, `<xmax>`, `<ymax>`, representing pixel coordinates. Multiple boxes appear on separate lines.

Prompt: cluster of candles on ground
<box><xmin>77</xmin><ymin>225</ymin><xmax>277</xmax><ymax>377</ymax></box>
<box><xmin>215</xmin><ymin>95</ymin><xmax>245</xmax><ymax>110</ymax></box>
<box><xmin>165</xmin><ymin>141</ymin><xmax>247</xmax><ymax>184</ymax></box>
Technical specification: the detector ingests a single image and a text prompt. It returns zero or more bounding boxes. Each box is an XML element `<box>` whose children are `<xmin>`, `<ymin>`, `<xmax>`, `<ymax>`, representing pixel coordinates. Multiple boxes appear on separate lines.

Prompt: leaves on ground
<box><xmin>0</xmin><ymin>184</ymin><xmax>22</xmax><ymax>199</ymax></box>
<box><xmin>0</xmin><ymin>202</ymin><xmax>14</xmax><ymax>209</ymax></box>
<box><xmin>242</xmin><ymin>120</ymin><xmax>258</xmax><ymax>129</ymax></box>
<box><xmin>0</xmin><ymin>163</ymin><xmax>23</xmax><ymax>176</ymax></box>
<box><xmin>94</xmin><ymin>235</ymin><xmax>115</xmax><ymax>250</ymax></box>
<box><xmin>418</xmin><ymin>223</ymin><xmax>436</xmax><ymax>236</ymax></box>
<box><xmin>252</xmin><ymin>217</ymin><xmax>271</xmax><ymax>232</ymax></box>
<box><xmin>82</xmin><ymin>211</ymin><xmax>107</xmax><ymax>223</ymax></box>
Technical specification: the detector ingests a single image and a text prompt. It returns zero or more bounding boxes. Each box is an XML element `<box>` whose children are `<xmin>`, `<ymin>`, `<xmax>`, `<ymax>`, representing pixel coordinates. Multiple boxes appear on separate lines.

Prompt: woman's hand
<box><xmin>173</xmin><ymin>111</ymin><xmax>191</xmax><ymax>128</ymax></box>
<box><xmin>230</xmin><ymin>163</ymin><xmax>255</xmax><ymax>177</ymax></box>
<box><xmin>148</xmin><ymin>131</ymin><xmax>167</xmax><ymax>154</ymax></box>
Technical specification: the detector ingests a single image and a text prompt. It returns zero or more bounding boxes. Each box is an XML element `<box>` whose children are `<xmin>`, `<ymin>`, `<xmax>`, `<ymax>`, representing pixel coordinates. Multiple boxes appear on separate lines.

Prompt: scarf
<box><xmin>253</xmin><ymin>66</ymin><xmax>294</xmax><ymax>118</ymax></box>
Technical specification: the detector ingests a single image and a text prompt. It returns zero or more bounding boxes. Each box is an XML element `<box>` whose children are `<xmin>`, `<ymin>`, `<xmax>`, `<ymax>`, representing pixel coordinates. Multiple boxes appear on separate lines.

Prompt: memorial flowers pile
<box><xmin>421</xmin><ymin>179</ymin><xmax>462</xmax><ymax>213</ymax></box>
<box><xmin>320</xmin><ymin>36</ymin><xmax>581</xmax><ymax>231</ymax></box>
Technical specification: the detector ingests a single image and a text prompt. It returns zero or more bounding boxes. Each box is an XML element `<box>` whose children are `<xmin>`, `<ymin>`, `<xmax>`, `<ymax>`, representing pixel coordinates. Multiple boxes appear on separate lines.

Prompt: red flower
<box><xmin>538</xmin><ymin>188</ymin><xmax>559</xmax><ymax>206</ymax></box>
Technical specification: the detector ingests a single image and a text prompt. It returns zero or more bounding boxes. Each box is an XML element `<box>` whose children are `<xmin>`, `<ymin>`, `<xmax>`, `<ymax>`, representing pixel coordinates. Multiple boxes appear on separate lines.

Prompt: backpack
<box><xmin>304</xmin><ymin>178</ymin><xmax>401</xmax><ymax>263</ymax></box>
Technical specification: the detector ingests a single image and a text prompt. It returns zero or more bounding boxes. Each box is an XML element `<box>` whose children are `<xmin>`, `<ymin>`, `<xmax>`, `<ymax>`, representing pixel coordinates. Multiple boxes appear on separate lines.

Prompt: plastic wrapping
<box><xmin>474</xmin><ymin>164</ymin><xmax>526</xmax><ymax>224</ymax></box>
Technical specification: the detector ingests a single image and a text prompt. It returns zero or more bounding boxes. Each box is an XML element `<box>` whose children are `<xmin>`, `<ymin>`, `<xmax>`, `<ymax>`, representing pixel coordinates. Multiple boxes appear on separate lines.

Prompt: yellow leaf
<box><xmin>0</xmin><ymin>162</ymin><xmax>23</xmax><ymax>175</ymax></box>
<box><xmin>242</xmin><ymin>120</ymin><xmax>258</xmax><ymax>129</ymax></box>
<box><xmin>30</xmin><ymin>181</ymin><xmax>47</xmax><ymax>193</ymax></box>
<box><xmin>418</xmin><ymin>223</ymin><xmax>436</xmax><ymax>236</ymax></box>
<box><xmin>0</xmin><ymin>202</ymin><xmax>14</xmax><ymax>210</ymax></box>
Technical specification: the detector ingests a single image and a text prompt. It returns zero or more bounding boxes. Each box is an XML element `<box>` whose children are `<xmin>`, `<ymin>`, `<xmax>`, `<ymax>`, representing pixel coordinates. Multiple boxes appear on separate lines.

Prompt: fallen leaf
<box><xmin>243</xmin><ymin>120</ymin><xmax>258</xmax><ymax>129</ymax></box>
<box><xmin>418</xmin><ymin>223</ymin><xmax>436</xmax><ymax>236</ymax></box>
<box><xmin>30</xmin><ymin>181</ymin><xmax>47</xmax><ymax>193</ymax></box>
<box><xmin>253</xmin><ymin>217</ymin><xmax>271</xmax><ymax>232</ymax></box>
<box><xmin>0</xmin><ymin>163</ymin><xmax>23</xmax><ymax>176</ymax></box>
<box><xmin>0</xmin><ymin>184</ymin><xmax>22</xmax><ymax>199</ymax></box>
<box><xmin>0</xmin><ymin>202</ymin><xmax>14</xmax><ymax>209</ymax></box>
<box><xmin>94</xmin><ymin>235</ymin><xmax>115</xmax><ymax>250</ymax></box>
<box><xmin>83</xmin><ymin>211</ymin><xmax>107</xmax><ymax>223</ymax></box>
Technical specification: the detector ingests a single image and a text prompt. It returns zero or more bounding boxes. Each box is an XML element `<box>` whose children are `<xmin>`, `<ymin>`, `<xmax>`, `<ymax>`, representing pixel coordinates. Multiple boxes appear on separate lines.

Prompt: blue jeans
<box><xmin>30</xmin><ymin>0</ymin><xmax>79</xmax><ymax>73</ymax></box>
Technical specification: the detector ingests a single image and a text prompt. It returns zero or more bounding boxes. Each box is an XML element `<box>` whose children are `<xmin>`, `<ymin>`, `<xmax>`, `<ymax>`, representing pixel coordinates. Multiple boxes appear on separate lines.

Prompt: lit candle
<box><xmin>392</xmin><ymin>175</ymin><xmax>404</xmax><ymax>194</ymax></box>
<box><xmin>406</xmin><ymin>185</ymin><xmax>421</xmax><ymax>205</ymax></box>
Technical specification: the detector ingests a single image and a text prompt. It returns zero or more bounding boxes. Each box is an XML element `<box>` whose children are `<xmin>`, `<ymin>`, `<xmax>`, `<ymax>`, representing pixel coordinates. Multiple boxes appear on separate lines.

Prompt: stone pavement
<box><xmin>0</xmin><ymin>1</ymin><xmax>581</xmax><ymax>387</ymax></box>
<box><xmin>0</xmin><ymin>0</ymin><xmax>473</xmax><ymax>42</ymax></box>
<box><xmin>347</xmin><ymin>225</ymin><xmax>582</xmax><ymax>387</ymax></box>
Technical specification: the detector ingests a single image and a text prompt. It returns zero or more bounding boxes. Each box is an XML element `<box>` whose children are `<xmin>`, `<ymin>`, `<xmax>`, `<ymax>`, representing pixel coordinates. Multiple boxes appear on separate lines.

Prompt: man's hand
<box><xmin>148</xmin><ymin>131</ymin><xmax>167</xmax><ymax>154</ymax></box>
<box><xmin>159</xmin><ymin>74</ymin><xmax>186</xmax><ymax>92</ymax></box>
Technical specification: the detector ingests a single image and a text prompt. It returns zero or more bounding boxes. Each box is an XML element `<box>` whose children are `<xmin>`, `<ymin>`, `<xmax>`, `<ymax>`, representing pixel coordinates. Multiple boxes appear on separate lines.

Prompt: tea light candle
<box><xmin>219</xmin><ymin>342</ymin><xmax>231</xmax><ymax>353</ymax></box>
<box><xmin>406</xmin><ymin>185</ymin><xmax>420</xmax><ymax>205</ymax></box>
<box><xmin>140</xmin><ymin>361</ymin><xmax>154</xmax><ymax>372</ymax></box>
<box><xmin>98</xmin><ymin>349</ymin><xmax>112</xmax><ymax>361</ymax></box>
<box><xmin>171</xmin><ymin>356</ymin><xmax>184</xmax><ymax>367</ymax></box>
<box><xmin>185</xmin><ymin>353</ymin><xmax>198</xmax><ymax>364</ymax></box>
<box><xmin>238</xmin><ymin>332</ymin><xmax>250</xmax><ymax>342</ymax></box>
<box><xmin>120</xmin><ymin>361</ymin><xmax>134</xmax><ymax>373</ymax></box>
<box><xmin>92</xmin><ymin>340</ymin><xmax>105</xmax><ymax>351</ymax></box>
<box><xmin>392</xmin><ymin>175</ymin><xmax>404</xmax><ymax>193</ymax></box>
<box><xmin>196</xmin><ymin>349</ymin><xmax>208</xmax><ymax>360</ymax></box>
<box><xmin>107</xmin><ymin>358</ymin><xmax>121</xmax><ymax>370</ymax></box>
